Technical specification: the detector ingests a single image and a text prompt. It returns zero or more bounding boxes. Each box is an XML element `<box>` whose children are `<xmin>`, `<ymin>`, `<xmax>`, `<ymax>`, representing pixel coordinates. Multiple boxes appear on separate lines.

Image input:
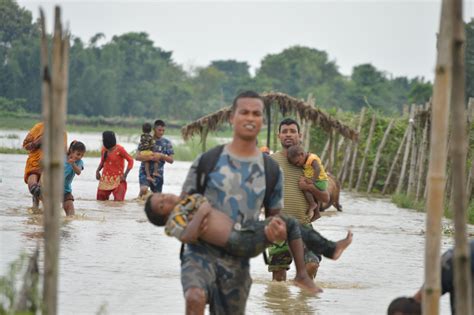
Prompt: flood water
<box><xmin>0</xmin><ymin>153</ymin><xmax>463</xmax><ymax>314</ymax></box>
<box><xmin>0</xmin><ymin>129</ymin><xmax>185</xmax><ymax>152</ymax></box>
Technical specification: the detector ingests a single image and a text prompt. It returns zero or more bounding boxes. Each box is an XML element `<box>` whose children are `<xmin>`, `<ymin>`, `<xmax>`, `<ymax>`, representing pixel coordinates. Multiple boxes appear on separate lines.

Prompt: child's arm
<box><xmin>311</xmin><ymin>160</ymin><xmax>321</xmax><ymax>181</ymax></box>
<box><xmin>96</xmin><ymin>151</ymin><xmax>105</xmax><ymax>180</ymax></box>
<box><xmin>69</xmin><ymin>159</ymin><xmax>83</xmax><ymax>175</ymax></box>
<box><xmin>179</xmin><ymin>202</ymin><xmax>212</xmax><ymax>243</ymax></box>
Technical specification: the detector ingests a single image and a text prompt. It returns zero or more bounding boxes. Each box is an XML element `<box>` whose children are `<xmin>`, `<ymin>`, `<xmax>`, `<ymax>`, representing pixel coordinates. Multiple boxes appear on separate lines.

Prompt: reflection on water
<box><xmin>0</xmin><ymin>153</ymin><xmax>464</xmax><ymax>314</ymax></box>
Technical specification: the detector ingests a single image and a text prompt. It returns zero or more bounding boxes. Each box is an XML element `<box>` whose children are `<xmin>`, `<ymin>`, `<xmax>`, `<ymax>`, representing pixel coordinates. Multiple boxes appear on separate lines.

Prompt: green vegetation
<box><xmin>391</xmin><ymin>193</ymin><xmax>425</xmax><ymax>212</ymax></box>
<box><xmin>0</xmin><ymin>253</ymin><xmax>40</xmax><ymax>314</ymax></box>
<box><xmin>9</xmin><ymin>0</ymin><xmax>473</xmax><ymax>120</ymax></box>
<box><xmin>392</xmin><ymin>193</ymin><xmax>474</xmax><ymax>225</ymax></box>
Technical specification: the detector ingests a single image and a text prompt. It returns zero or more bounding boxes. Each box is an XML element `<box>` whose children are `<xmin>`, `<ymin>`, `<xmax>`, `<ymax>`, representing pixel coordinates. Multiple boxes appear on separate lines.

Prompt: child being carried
<box><xmin>287</xmin><ymin>144</ymin><xmax>330</xmax><ymax>221</ymax></box>
<box><xmin>138</xmin><ymin>122</ymin><xmax>159</xmax><ymax>182</ymax></box>
<box><xmin>144</xmin><ymin>192</ymin><xmax>353</xmax><ymax>294</ymax></box>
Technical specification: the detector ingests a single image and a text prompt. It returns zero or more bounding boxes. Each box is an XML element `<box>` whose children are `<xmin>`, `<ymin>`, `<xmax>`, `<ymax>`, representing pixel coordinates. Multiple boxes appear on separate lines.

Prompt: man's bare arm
<box><xmin>180</xmin><ymin>202</ymin><xmax>212</xmax><ymax>243</ymax></box>
<box><xmin>298</xmin><ymin>177</ymin><xmax>330</xmax><ymax>203</ymax></box>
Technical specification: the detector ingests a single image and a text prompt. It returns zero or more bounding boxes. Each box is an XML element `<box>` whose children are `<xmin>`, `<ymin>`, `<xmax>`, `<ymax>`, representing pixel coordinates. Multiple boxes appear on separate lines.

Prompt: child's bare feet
<box><xmin>293</xmin><ymin>275</ymin><xmax>323</xmax><ymax>294</ymax></box>
<box><xmin>311</xmin><ymin>208</ymin><xmax>321</xmax><ymax>221</ymax></box>
<box><xmin>146</xmin><ymin>176</ymin><xmax>154</xmax><ymax>182</ymax></box>
<box><xmin>307</xmin><ymin>202</ymin><xmax>318</xmax><ymax>218</ymax></box>
<box><xmin>332</xmin><ymin>230</ymin><xmax>353</xmax><ymax>260</ymax></box>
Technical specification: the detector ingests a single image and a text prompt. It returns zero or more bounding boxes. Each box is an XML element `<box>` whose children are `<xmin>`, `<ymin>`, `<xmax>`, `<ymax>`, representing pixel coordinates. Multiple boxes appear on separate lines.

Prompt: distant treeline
<box><xmin>1</xmin><ymin>0</ymin><xmax>473</xmax><ymax>120</ymax></box>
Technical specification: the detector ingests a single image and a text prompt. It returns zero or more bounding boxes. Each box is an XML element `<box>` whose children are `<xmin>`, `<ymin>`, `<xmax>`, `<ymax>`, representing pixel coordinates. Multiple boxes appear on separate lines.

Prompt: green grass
<box><xmin>0</xmin><ymin>147</ymin><xmax>27</xmax><ymax>154</ymax></box>
<box><xmin>0</xmin><ymin>137</ymin><xmax>222</xmax><ymax>161</ymax></box>
<box><xmin>391</xmin><ymin>193</ymin><xmax>425</xmax><ymax>211</ymax></box>
<box><xmin>392</xmin><ymin>193</ymin><xmax>474</xmax><ymax>225</ymax></box>
<box><xmin>0</xmin><ymin>110</ymin><xmax>238</xmax><ymax>138</ymax></box>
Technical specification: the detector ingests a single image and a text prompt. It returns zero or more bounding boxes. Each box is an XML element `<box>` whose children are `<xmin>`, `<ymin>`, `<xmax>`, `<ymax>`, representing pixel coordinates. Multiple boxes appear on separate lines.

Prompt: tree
<box><xmin>255</xmin><ymin>46</ymin><xmax>344</xmax><ymax>106</ymax></box>
<box><xmin>210</xmin><ymin>60</ymin><xmax>252</xmax><ymax>103</ymax></box>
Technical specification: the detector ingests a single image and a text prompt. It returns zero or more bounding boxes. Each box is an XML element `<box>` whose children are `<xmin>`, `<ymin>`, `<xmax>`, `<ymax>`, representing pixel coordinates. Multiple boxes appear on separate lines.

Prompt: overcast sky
<box><xmin>17</xmin><ymin>1</ymin><xmax>474</xmax><ymax>81</ymax></box>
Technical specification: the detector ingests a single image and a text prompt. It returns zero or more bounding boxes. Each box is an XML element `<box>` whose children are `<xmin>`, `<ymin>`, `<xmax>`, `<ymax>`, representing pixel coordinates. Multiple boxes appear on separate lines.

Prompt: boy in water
<box><xmin>287</xmin><ymin>144</ymin><xmax>330</xmax><ymax>221</ymax></box>
<box><xmin>138</xmin><ymin>123</ymin><xmax>159</xmax><ymax>182</ymax></box>
<box><xmin>144</xmin><ymin>192</ymin><xmax>353</xmax><ymax>294</ymax></box>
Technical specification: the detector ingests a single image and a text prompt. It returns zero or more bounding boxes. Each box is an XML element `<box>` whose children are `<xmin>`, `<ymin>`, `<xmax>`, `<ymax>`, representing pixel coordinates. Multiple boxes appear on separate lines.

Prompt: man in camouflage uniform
<box><xmin>180</xmin><ymin>91</ymin><xmax>285</xmax><ymax>314</ymax></box>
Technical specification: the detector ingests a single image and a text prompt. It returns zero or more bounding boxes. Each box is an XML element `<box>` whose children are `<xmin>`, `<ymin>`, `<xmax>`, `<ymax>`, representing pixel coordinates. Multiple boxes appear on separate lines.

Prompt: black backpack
<box><xmin>195</xmin><ymin>144</ymin><xmax>280</xmax><ymax>217</ymax></box>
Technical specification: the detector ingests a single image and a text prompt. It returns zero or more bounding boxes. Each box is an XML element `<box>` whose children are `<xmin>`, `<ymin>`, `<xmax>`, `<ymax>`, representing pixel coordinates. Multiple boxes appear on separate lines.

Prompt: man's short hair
<box><xmin>387</xmin><ymin>297</ymin><xmax>421</xmax><ymax>315</ymax></box>
<box><xmin>231</xmin><ymin>90</ymin><xmax>265</xmax><ymax>113</ymax></box>
<box><xmin>279</xmin><ymin>118</ymin><xmax>300</xmax><ymax>133</ymax></box>
<box><xmin>144</xmin><ymin>195</ymin><xmax>167</xmax><ymax>226</ymax></box>
<box><xmin>154</xmin><ymin>120</ymin><xmax>166</xmax><ymax>128</ymax></box>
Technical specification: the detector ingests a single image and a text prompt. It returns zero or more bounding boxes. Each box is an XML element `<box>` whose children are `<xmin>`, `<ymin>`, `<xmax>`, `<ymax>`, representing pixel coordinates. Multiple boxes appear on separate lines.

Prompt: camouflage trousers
<box><xmin>267</xmin><ymin>223</ymin><xmax>327</xmax><ymax>272</ymax></box>
<box><xmin>181</xmin><ymin>243</ymin><xmax>252</xmax><ymax>315</ymax></box>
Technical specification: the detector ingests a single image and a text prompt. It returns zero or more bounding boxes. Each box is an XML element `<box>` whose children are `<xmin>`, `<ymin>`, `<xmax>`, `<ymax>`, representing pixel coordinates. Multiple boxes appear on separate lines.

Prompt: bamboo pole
<box><xmin>327</xmin><ymin>130</ymin><xmax>336</xmax><ymax>172</ymax></box>
<box><xmin>407</xmin><ymin>111</ymin><xmax>419</xmax><ymax>197</ymax></box>
<box><xmin>41</xmin><ymin>7</ymin><xmax>69</xmax><ymax>315</ymax></box>
<box><xmin>266</xmin><ymin>100</ymin><xmax>271</xmax><ymax>148</ymax></box>
<box><xmin>367</xmin><ymin>119</ymin><xmax>394</xmax><ymax>193</ymax></box>
<box><xmin>382</xmin><ymin>127</ymin><xmax>408</xmax><ymax>195</ymax></box>
<box><xmin>340</xmin><ymin>142</ymin><xmax>353</xmax><ymax>186</ymax></box>
<box><xmin>338</xmin><ymin>139</ymin><xmax>350</xmax><ymax>179</ymax></box>
<box><xmin>416</xmin><ymin>103</ymin><xmax>430</xmax><ymax>201</ymax></box>
<box><xmin>396</xmin><ymin>104</ymin><xmax>416</xmax><ymax>194</ymax></box>
<box><xmin>201</xmin><ymin>127</ymin><xmax>208</xmax><ymax>153</ymax></box>
<box><xmin>272</xmin><ymin>105</ymin><xmax>279</xmax><ymax>152</ymax></box>
<box><xmin>303</xmin><ymin>94</ymin><xmax>315</xmax><ymax>151</ymax></box>
<box><xmin>423</xmin><ymin>0</ymin><xmax>452</xmax><ymax>312</ymax></box>
<box><xmin>348</xmin><ymin>107</ymin><xmax>366</xmax><ymax>190</ymax></box>
<box><xmin>355</xmin><ymin>113</ymin><xmax>376</xmax><ymax>192</ymax></box>
<box><xmin>320</xmin><ymin>138</ymin><xmax>330</xmax><ymax>162</ymax></box>
<box><xmin>450</xmin><ymin>0</ymin><xmax>472</xmax><ymax>313</ymax></box>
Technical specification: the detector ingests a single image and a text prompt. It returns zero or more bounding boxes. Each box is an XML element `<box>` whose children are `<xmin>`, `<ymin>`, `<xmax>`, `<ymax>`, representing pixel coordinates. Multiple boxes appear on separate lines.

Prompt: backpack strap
<box><xmin>195</xmin><ymin>144</ymin><xmax>225</xmax><ymax>194</ymax></box>
<box><xmin>262</xmin><ymin>154</ymin><xmax>280</xmax><ymax>217</ymax></box>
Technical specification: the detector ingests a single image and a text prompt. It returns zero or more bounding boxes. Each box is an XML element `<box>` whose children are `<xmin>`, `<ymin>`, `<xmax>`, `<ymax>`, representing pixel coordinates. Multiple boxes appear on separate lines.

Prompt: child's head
<box><xmin>287</xmin><ymin>145</ymin><xmax>306</xmax><ymax>167</ymax></box>
<box><xmin>102</xmin><ymin>131</ymin><xmax>116</xmax><ymax>149</ymax></box>
<box><xmin>142</xmin><ymin>122</ymin><xmax>152</xmax><ymax>134</ymax></box>
<box><xmin>144</xmin><ymin>193</ymin><xmax>180</xmax><ymax>226</ymax></box>
<box><xmin>67</xmin><ymin>140</ymin><xmax>86</xmax><ymax>160</ymax></box>
<box><xmin>387</xmin><ymin>297</ymin><xmax>421</xmax><ymax>315</ymax></box>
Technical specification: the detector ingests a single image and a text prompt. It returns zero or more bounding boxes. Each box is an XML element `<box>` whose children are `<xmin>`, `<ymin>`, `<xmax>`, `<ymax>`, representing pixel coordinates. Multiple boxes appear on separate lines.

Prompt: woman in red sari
<box><xmin>96</xmin><ymin>131</ymin><xmax>134</xmax><ymax>201</ymax></box>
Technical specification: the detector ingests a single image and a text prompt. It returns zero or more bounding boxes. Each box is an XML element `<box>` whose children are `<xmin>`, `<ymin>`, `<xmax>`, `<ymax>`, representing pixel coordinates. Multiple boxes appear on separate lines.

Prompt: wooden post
<box><xmin>339</xmin><ymin>141</ymin><xmax>353</xmax><ymax>187</ymax></box>
<box><xmin>382</xmin><ymin>127</ymin><xmax>408</xmax><ymax>195</ymax></box>
<box><xmin>355</xmin><ymin>113</ymin><xmax>376</xmax><ymax>192</ymax></box>
<box><xmin>348</xmin><ymin>107</ymin><xmax>366</xmax><ymax>190</ymax></box>
<box><xmin>450</xmin><ymin>1</ymin><xmax>472</xmax><ymax>313</ymax></box>
<box><xmin>303</xmin><ymin>94</ymin><xmax>315</xmax><ymax>151</ymax></box>
<box><xmin>367</xmin><ymin>119</ymin><xmax>394</xmax><ymax>193</ymax></box>
<box><xmin>266</xmin><ymin>101</ymin><xmax>271</xmax><ymax>148</ymax></box>
<box><xmin>396</xmin><ymin>104</ymin><xmax>416</xmax><ymax>194</ymax></box>
<box><xmin>320</xmin><ymin>138</ymin><xmax>330</xmax><ymax>162</ymax></box>
<box><xmin>40</xmin><ymin>7</ymin><xmax>69</xmax><ymax>315</ymax></box>
<box><xmin>272</xmin><ymin>106</ymin><xmax>279</xmax><ymax>152</ymax></box>
<box><xmin>423</xmin><ymin>0</ymin><xmax>452</xmax><ymax>312</ymax></box>
<box><xmin>407</xmin><ymin>109</ymin><xmax>419</xmax><ymax>197</ymax></box>
<box><xmin>326</xmin><ymin>130</ymin><xmax>336</xmax><ymax>172</ymax></box>
<box><xmin>416</xmin><ymin>103</ymin><xmax>431</xmax><ymax>201</ymax></box>
<box><xmin>201</xmin><ymin>127</ymin><xmax>208</xmax><ymax>153</ymax></box>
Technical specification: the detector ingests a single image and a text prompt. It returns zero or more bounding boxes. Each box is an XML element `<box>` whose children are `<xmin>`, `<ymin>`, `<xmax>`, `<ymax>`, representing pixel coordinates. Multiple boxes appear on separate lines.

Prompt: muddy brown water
<box><xmin>0</xmin><ymin>153</ymin><xmax>459</xmax><ymax>314</ymax></box>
